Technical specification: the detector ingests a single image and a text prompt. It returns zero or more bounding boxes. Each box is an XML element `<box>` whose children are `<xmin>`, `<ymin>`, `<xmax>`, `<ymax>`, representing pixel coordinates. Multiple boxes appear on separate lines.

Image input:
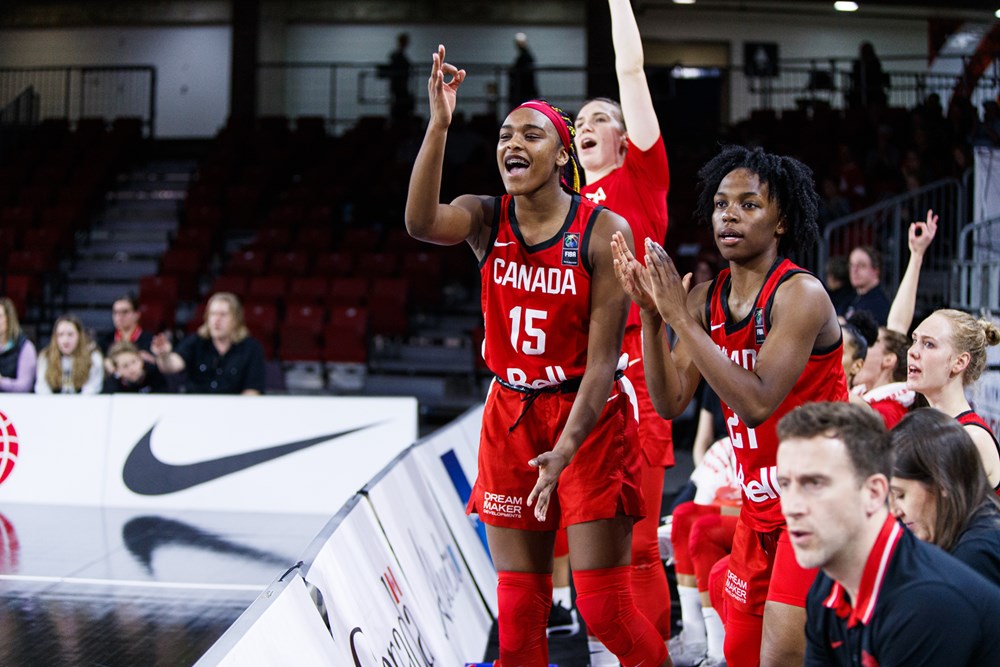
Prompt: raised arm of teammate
<box><xmin>886</xmin><ymin>209</ymin><xmax>937</xmax><ymax>335</ymax></box>
<box><xmin>609</xmin><ymin>0</ymin><xmax>659</xmax><ymax>151</ymax></box>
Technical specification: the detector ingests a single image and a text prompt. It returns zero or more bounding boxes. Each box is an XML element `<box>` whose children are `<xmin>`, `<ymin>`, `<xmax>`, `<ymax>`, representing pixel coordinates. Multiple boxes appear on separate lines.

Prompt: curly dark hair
<box><xmin>695</xmin><ymin>145</ymin><xmax>820</xmax><ymax>258</ymax></box>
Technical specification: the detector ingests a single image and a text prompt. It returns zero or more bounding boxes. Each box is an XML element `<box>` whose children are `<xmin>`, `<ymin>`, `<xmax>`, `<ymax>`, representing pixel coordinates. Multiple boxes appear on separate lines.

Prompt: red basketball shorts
<box><xmin>722</xmin><ymin>515</ymin><xmax>818</xmax><ymax>615</ymax></box>
<box><xmin>467</xmin><ymin>380</ymin><xmax>645</xmax><ymax>531</ymax></box>
<box><xmin>623</xmin><ymin>325</ymin><xmax>674</xmax><ymax>467</ymax></box>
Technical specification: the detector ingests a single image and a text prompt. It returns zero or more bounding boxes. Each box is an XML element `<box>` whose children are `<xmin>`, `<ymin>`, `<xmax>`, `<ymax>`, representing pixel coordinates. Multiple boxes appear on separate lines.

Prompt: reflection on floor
<box><xmin>0</xmin><ymin>504</ymin><xmax>328</xmax><ymax>666</ymax></box>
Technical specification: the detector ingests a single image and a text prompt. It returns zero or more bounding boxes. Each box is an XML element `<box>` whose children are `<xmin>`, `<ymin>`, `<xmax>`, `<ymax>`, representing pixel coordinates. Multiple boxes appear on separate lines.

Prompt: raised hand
<box><xmin>427</xmin><ymin>44</ymin><xmax>466</xmax><ymax>130</ymax></box>
<box><xmin>611</xmin><ymin>231</ymin><xmax>656</xmax><ymax>313</ymax></box>
<box><xmin>526</xmin><ymin>449</ymin><xmax>570</xmax><ymax>523</ymax></box>
<box><xmin>644</xmin><ymin>239</ymin><xmax>693</xmax><ymax>325</ymax></box>
<box><xmin>909</xmin><ymin>208</ymin><xmax>938</xmax><ymax>256</ymax></box>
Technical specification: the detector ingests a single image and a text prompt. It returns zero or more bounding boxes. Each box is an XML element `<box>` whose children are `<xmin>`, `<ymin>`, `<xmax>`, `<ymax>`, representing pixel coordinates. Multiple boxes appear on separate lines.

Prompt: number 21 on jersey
<box><xmin>727</xmin><ymin>412</ymin><xmax>759</xmax><ymax>449</ymax></box>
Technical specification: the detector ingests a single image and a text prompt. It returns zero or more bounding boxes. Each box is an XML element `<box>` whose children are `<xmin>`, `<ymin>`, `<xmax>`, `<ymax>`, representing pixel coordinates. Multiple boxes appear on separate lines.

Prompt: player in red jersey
<box><xmin>572</xmin><ymin>2</ymin><xmax>674</xmax><ymax>656</ymax></box>
<box><xmin>613</xmin><ymin>145</ymin><xmax>849</xmax><ymax>667</ymax></box>
<box><xmin>405</xmin><ymin>45</ymin><xmax>670</xmax><ymax>667</ymax></box>
<box><xmin>907</xmin><ymin>308</ymin><xmax>1000</xmax><ymax>489</ymax></box>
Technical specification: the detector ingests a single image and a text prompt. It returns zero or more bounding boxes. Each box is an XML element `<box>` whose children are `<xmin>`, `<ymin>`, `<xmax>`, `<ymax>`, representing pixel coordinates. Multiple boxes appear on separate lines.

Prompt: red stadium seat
<box><xmin>226</xmin><ymin>249</ymin><xmax>269</xmax><ymax>276</ymax></box>
<box><xmin>312</xmin><ymin>251</ymin><xmax>355</xmax><ymax>278</ymax></box>
<box><xmin>326</xmin><ymin>277</ymin><xmax>369</xmax><ymax>308</ymax></box>
<box><xmin>286</xmin><ymin>277</ymin><xmax>329</xmax><ymax>306</ymax></box>
<box><xmin>269</xmin><ymin>250</ymin><xmax>311</xmax><ymax>278</ymax></box>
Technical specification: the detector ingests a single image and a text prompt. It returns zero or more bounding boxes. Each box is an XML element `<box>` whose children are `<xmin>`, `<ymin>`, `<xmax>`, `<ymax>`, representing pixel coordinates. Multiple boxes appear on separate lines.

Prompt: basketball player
<box><xmin>613</xmin><ymin>145</ymin><xmax>848</xmax><ymax>667</ymax></box>
<box><xmin>405</xmin><ymin>45</ymin><xmax>670</xmax><ymax>666</ymax></box>
<box><xmin>574</xmin><ymin>2</ymin><xmax>674</xmax><ymax>657</ymax></box>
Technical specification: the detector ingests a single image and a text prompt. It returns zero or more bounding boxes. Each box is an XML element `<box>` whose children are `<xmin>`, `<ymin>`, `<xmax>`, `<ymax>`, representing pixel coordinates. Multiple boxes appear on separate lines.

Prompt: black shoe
<box><xmin>547</xmin><ymin>601</ymin><xmax>580</xmax><ymax>637</ymax></box>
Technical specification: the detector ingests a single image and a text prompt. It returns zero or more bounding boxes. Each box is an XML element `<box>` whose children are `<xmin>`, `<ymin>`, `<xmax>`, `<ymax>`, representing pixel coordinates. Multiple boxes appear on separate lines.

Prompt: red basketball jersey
<box><xmin>580</xmin><ymin>137</ymin><xmax>669</xmax><ymax>329</ymax></box>
<box><xmin>480</xmin><ymin>194</ymin><xmax>602</xmax><ymax>388</ymax></box>
<box><xmin>706</xmin><ymin>258</ymin><xmax>849</xmax><ymax>532</ymax></box>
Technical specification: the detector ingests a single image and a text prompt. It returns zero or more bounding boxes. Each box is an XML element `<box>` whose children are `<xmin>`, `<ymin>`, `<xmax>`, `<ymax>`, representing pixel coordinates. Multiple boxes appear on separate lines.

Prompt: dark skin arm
<box><xmin>527</xmin><ymin>212</ymin><xmax>635</xmax><ymax>521</ymax></box>
<box><xmin>644</xmin><ymin>239</ymin><xmax>839</xmax><ymax>427</ymax></box>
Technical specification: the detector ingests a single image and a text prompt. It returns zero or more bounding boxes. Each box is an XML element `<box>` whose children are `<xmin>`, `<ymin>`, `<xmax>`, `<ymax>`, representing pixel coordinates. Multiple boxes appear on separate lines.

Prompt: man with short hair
<box><xmin>845</xmin><ymin>246</ymin><xmax>890</xmax><ymax>325</ymax></box>
<box><xmin>776</xmin><ymin>402</ymin><xmax>1000</xmax><ymax>666</ymax></box>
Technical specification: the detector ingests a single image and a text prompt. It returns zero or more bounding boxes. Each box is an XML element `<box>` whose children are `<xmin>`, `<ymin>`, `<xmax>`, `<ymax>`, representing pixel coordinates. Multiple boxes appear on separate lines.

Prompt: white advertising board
<box><xmin>0</xmin><ymin>396</ymin><xmax>113</xmax><ymax>506</ymax></box>
<box><xmin>363</xmin><ymin>449</ymin><xmax>492</xmax><ymax>659</ymax></box>
<box><xmin>0</xmin><ymin>395</ymin><xmax>417</xmax><ymax>515</ymax></box>
<box><xmin>302</xmin><ymin>497</ymin><xmax>458</xmax><ymax>666</ymax></box>
<box><xmin>199</xmin><ymin>572</ymin><xmax>341</xmax><ymax>667</ymax></box>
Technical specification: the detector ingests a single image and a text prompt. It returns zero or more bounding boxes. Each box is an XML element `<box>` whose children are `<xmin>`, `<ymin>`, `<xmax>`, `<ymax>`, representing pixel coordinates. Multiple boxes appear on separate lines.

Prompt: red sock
<box><xmin>690</xmin><ymin>513</ymin><xmax>738</xmax><ymax>592</ymax></box>
<box><xmin>672</xmin><ymin>501</ymin><xmax>721</xmax><ymax>576</ymax></box>
<box><xmin>496</xmin><ymin>571</ymin><xmax>551</xmax><ymax>667</ymax></box>
<box><xmin>724</xmin><ymin>604</ymin><xmax>764</xmax><ymax>667</ymax></box>
<box><xmin>574</xmin><ymin>565</ymin><xmax>667</xmax><ymax>667</ymax></box>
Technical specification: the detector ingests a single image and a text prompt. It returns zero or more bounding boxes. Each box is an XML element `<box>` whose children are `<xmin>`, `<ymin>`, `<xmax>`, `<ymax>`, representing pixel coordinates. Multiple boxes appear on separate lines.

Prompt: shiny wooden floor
<box><xmin>0</xmin><ymin>503</ymin><xmax>329</xmax><ymax>666</ymax></box>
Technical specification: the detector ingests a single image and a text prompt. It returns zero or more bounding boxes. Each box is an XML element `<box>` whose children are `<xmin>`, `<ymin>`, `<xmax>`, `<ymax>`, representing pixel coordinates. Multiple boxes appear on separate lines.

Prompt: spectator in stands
<box><xmin>35</xmin><ymin>315</ymin><xmax>103</xmax><ymax>394</ymax></box>
<box><xmin>841</xmin><ymin>311</ymin><xmax>877</xmax><ymax>392</ymax></box>
<box><xmin>777</xmin><ymin>401</ymin><xmax>1000</xmax><ymax>666</ymax></box>
<box><xmin>151</xmin><ymin>292</ymin><xmax>265</xmax><ymax>395</ymax></box>
<box><xmin>380</xmin><ymin>32</ymin><xmax>414</xmax><ymax>124</ymax></box>
<box><xmin>98</xmin><ymin>294</ymin><xmax>154</xmax><ymax>374</ymax></box>
<box><xmin>824</xmin><ymin>255</ymin><xmax>855</xmax><ymax>317</ymax></box>
<box><xmin>509</xmin><ymin>32</ymin><xmax>539</xmax><ymax>106</ymax></box>
<box><xmin>845</xmin><ymin>245</ymin><xmax>891</xmax><ymax>325</ymax></box>
<box><xmin>102</xmin><ymin>341</ymin><xmax>168</xmax><ymax>394</ymax></box>
<box><xmin>890</xmin><ymin>408</ymin><xmax>1000</xmax><ymax>586</ymax></box>
<box><xmin>846</xmin><ymin>41</ymin><xmax>888</xmax><ymax>111</ymax></box>
<box><xmin>817</xmin><ymin>176</ymin><xmax>851</xmax><ymax>228</ymax></box>
<box><xmin>0</xmin><ymin>297</ymin><xmax>37</xmax><ymax>393</ymax></box>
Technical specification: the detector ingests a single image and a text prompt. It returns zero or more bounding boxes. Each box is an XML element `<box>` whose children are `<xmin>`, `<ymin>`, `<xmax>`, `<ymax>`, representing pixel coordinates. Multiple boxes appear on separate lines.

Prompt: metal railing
<box><xmin>817</xmin><ymin>174</ymin><xmax>971</xmax><ymax>311</ymax></box>
<box><xmin>0</xmin><ymin>65</ymin><xmax>156</xmax><ymax>136</ymax></box>
<box><xmin>952</xmin><ymin>215</ymin><xmax>1000</xmax><ymax>315</ymax></box>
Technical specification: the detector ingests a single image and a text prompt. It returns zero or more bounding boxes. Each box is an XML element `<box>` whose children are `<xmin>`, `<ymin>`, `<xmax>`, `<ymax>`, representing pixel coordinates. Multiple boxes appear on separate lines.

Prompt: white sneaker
<box><xmin>696</xmin><ymin>656</ymin><xmax>727</xmax><ymax>667</ymax></box>
<box><xmin>657</xmin><ymin>516</ymin><xmax>674</xmax><ymax>565</ymax></box>
<box><xmin>587</xmin><ymin>637</ymin><xmax>621</xmax><ymax>667</ymax></box>
<box><xmin>668</xmin><ymin>633</ymin><xmax>707</xmax><ymax>667</ymax></box>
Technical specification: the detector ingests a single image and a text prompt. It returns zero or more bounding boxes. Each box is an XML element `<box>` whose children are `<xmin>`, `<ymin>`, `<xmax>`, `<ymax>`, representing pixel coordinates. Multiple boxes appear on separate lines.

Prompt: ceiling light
<box><xmin>834</xmin><ymin>1</ymin><xmax>859</xmax><ymax>11</ymax></box>
<box><xmin>673</xmin><ymin>0</ymin><xmax>696</xmax><ymax>5</ymax></box>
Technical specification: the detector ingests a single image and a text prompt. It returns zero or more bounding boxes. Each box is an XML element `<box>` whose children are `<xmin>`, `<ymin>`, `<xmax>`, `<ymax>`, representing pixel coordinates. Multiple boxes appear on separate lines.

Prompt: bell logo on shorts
<box><xmin>482</xmin><ymin>491</ymin><xmax>523</xmax><ymax>519</ymax></box>
<box><xmin>0</xmin><ymin>410</ymin><xmax>18</xmax><ymax>487</ymax></box>
<box><xmin>562</xmin><ymin>232</ymin><xmax>580</xmax><ymax>266</ymax></box>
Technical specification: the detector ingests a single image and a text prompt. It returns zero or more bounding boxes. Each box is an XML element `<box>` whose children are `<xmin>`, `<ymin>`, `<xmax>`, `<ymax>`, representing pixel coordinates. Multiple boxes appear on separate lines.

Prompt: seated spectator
<box><xmin>824</xmin><ymin>256</ymin><xmax>855</xmax><ymax>317</ymax></box>
<box><xmin>845</xmin><ymin>245</ymin><xmax>891</xmax><ymax>325</ymax></box>
<box><xmin>777</xmin><ymin>402</ymin><xmax>1000</xmax><ymax>666</ymax></box>
<box><xmin>35</xmin><ymin>315</ymin><xmax>103</xmax><ymax>394</ymax></box>
<box><xmin>890</xmin><ymin>408</ymin><xmax>1000</xmax><ymax>586</ymax></box>
<box><xmin>841</xmin><ymin>311</ymin><xmax>878</xmax><ymax>392</ymax></box>
<box><xmin>98</xmin><ymin>294</ymin><xmax>154</xmax><ymax>374</ymax></box>
<box><xmin>0</xmin><ymin>296</ymin><xmax>37</xmax><ymax>393</ymax></box>
<box><xmin>151</xmin><ymin>292</ymin><xmax>265</xmax><ymax>395</ymax></box>
<box><xmin>850</xmin><ymin>211</ymin><xmax>937</xmax><ymax>428</ymax></box>
<box><xmin>102</xmin><ymin>341</ymin><xmax>168</xmax><ymax>394</ymax></box>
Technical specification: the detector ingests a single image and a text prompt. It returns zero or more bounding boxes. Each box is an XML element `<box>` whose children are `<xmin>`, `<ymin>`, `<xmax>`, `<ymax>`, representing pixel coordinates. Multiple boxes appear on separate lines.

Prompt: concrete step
<box><xmin>77</xmin><ymin>238</ymin><xmax>169</xmax><ymax>258</ymax></box>
<box><xmin>97</xmin><ymin>217</ymin><xmax>178</xmax><ymax>234</ymax></box>
<box><xmin>66</xmin><ymin>281</ymin><xmax>140</xmax><ymax>306</ymax></box>
<box><xmin>70</xmin><ymin>258</ymin><xmax>159</xmax><ymax>280</ymax></box>
<box><xmin>86</xmin><ymin>228</ymin><xmax>172</xmax><ymax>244</ymax></box>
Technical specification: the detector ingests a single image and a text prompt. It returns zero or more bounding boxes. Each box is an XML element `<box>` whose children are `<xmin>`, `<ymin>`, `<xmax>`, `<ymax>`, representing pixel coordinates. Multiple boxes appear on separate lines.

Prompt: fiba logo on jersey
<box><xmin>0</xmin><ymin>410</ymin><xmax>18</xmax><ymax>486</ymax></box>
<box><xmin>562</xmin><ymin>232</ymin><xmax>580</xmax><ymax>266</ymax></box>
<box><xmin>754</xmin><ymin>307</ymin><xmax>766</xmax><ymax>344</ymax></box>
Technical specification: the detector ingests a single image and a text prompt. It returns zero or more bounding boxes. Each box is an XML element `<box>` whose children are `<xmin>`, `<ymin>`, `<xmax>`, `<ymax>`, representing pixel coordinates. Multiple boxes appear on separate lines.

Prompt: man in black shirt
<box><xmin>151</xmin><ymin>292</ymin><xmax>265</xmax><ymax>395</ymax></box>
<box><xmin>776</xmin><ymin>402</ymin><xmax>1000</xmax><ymax>667</ymax></box>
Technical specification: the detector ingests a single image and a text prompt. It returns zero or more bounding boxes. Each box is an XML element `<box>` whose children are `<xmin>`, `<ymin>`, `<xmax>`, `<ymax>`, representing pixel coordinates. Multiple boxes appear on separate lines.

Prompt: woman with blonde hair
<box><xmin>35</xmin><ymin>314</ymin><xmax>103</xmax><ymax>394</ymax></box>
<box><xmin>907</xmin><ymin>309</ymin><xmax>1000</xmax><ymax>488</ymax></box>
<box><xmin>151</xmin><ymin>292</ymin><xmax>265</xmax><ymax>395</ymax></box>
<box><xmin>0</xmin><ymin>297</ymin><xmax>37</xmax><ymax>392</ymax></box>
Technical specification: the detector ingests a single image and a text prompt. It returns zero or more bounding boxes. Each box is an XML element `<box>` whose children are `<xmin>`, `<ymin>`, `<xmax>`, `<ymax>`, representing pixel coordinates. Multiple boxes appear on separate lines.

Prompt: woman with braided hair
<box><xmin>614</xmin><ymin>144</ymin><xmax>849</xmax><ymax>667</ymax></box>
<box><xmin>406</xmin><ymin>45</ymin><xmax>669</xmax><ymax>667</ymax></box>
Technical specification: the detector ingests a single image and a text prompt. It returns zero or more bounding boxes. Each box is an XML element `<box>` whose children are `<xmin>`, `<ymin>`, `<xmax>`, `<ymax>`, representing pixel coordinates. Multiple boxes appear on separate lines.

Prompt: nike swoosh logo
<box><xmin>627</xmin><ymin>357</ymin><xmax>642</xmax><ymax>367</ymax></box>
<box><xmin>123</xmin><ymin>422</ymin><xmax>381</xmax><ymax>495</ymax></box>
<box><xmin>831</xmin><ymin>640</ymin><xmax>844</xmax><ymax>649</ymax></box>
<box><xmin>711</xmin><ymin>322</ymin><xmax>725</xmax><ymax>331</ymax></box>
<box><xmin>494</xmin><ymin>241</ymin><xmax>515</xmax><ymax>247</ymax></box>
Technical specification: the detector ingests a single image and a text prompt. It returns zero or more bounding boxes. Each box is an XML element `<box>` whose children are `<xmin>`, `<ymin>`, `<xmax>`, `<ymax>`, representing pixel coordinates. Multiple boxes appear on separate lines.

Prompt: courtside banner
<box><xmin>103</xmin><ymin>395</ymin><xmax>417</xmax><ymax>514</ymax></box>
<box><xmin>363</xmin><ymin>448</ymin><xmax>492</xmax><ymax>659</ymax></box>
<box><xmin>302</xmin><ymin>496</ymin><xmax>452</xmax><ymax>666</ymax></box>
<box><xmin>411</xmin><ymin>420</ymin><xmax>498</xmax><ymax>616</ymax></box>
<box><xmin>198</xmin><ymin>571</ymin><xmax>340</xmax><ymax>667</ymax></box>
<box><xmin>0</xmin><ymin>396</ymin><xmax>112</xmax><ymax>505</ymax></box>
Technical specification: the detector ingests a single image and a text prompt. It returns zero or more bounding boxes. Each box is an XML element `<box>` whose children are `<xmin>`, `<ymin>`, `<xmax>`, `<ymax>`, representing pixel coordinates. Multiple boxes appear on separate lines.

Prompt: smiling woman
<box><xmin>404</xmin><ymin>43</ymin><xmax>668</xmax><ymax>667</ymax></box>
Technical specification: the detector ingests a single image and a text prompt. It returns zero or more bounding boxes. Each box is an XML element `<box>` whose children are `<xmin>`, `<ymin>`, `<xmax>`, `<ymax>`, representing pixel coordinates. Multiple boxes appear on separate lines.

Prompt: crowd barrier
<box><xmin>196</xmin><ymin>404</ymin><xmax>497</xmax><ymax>666</ymax></box>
